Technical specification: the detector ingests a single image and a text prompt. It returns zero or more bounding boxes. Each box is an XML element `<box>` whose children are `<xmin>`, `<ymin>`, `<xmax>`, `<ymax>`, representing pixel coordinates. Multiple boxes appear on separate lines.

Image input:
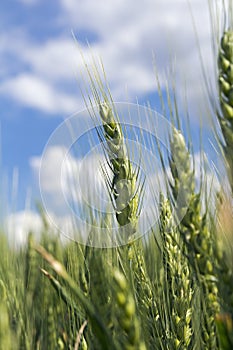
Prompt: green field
<box><xmin>0</xmin><ymin>2</ymin><xmax>233</xmax><ymax>349</ymax></box>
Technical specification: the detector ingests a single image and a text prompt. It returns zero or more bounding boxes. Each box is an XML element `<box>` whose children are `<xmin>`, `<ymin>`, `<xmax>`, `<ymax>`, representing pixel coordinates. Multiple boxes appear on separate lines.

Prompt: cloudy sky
<box><xmin>0</xmin><ymin>0</ymin><xmax>222</xmax><ymax>244</ymax></box>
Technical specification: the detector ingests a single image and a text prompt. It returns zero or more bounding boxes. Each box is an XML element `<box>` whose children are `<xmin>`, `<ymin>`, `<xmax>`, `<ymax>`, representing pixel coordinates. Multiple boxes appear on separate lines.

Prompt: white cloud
<box><xmin>0</xmin><ymin>0</ymin><xmax>215</xmax><ymax>119</ymax></box>
<box><xmin>4</xmin><ymin>209</ymin><xmax>73</xmax><ymax>247</ymax></box>
<box><xmin>21</xmin><ymin>38</ymin><xmax>79</xmax><ymax>81</ymax></box>
<box><xmin>31</xmin><ymin>145</ymin><xmax>80</xmax><ymax>197</ymax></box>
<box><xmin>0</xmin><ymin>34</ymin><xmax>83</xmax><ymax>115</ymax></box>
<box><xmin>5</xmin><ymin>210</ymin><xmax>43</xmax><ymax>246</ymax></box>
<box><xmin>29</xmin><ymin>145</ymin><xmax>115</xmax><ymax>244</ymax></box>
<box><xmin>0</xmin><ymin>74</ymin><xmax>79</xmax><ymax>114</ymax></box>
<box><xmin>30</xmin><ymin>145</ymin><xmax>110</xmax><ymax>215</ymax></box>
<box><xmin>58</xmin><ymin>0</ymin><xmax>213</xmax><ymax>116</ymax></box>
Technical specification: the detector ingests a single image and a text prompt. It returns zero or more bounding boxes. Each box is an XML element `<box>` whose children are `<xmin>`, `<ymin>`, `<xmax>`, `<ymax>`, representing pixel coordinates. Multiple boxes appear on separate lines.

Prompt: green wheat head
<box><xmin>218</xmin><ymin>29</ymin><xmax>233</xmax><ymax>193</ymax></box>
<box><xmin>99</xmin><ymin>101</ymin><xmax>141</xmax><ymax>239</ymax></box>
<box><xmin>169</xmin><ymin>126</ymin><xmax>220</xmax><ymax>349</ymax></box>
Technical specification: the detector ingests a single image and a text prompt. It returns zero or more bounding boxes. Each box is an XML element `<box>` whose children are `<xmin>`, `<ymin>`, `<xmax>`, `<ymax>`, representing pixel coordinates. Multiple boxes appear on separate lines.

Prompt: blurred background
<box><xmin>0</xmin><ymin>0</ymin><xmax>218</xmax><ymax>244</ymax></box>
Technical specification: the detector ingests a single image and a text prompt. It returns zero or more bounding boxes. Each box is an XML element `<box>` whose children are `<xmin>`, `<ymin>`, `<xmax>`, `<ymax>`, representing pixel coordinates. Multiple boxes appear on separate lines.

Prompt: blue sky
<box><xmin>0</xmin><ymin>0</ymin><xmax>222</xmax><ymax>244</ymax></box>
